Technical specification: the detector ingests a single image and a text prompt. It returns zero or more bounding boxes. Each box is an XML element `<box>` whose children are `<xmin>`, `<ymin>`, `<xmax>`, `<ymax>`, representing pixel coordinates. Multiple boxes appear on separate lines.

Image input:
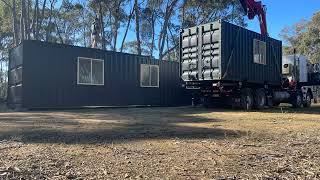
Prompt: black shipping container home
<box><xmin>8</xmin><ymin>40</ymin><xmax>187</xmax><ymax>109</ymax></box>
<box><xmin>180</xmin><ymin>20</ymin><xmax>282</xmax><ymax>85</ymax></box>
<box><xmin>180</xmin><ymin>20</ymin><xmax>283</xmax><ymax>110</ymax></box>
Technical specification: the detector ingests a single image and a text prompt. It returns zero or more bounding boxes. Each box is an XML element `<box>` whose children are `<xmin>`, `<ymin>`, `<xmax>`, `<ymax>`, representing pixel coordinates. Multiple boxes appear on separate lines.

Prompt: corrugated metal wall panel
<box><xmin>220</xmin><ymin>21</ymin><xmax>282</xmax><ymax>85</ymax></box>
<box><xmin>9</xmin><ymin>40</ymin><xmax>187</xmax><ymax>109</ymax></box>
<box><xmin>7</xmin><ymin>45</ymin><xmax>24</xmax><ymax>108</ymax></box>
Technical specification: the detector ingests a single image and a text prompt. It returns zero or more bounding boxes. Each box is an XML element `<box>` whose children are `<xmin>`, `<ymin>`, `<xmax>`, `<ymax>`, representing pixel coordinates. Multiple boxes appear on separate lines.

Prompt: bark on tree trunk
<box><xmin>34</xmin><ymin>0</ymin><xmax>39</xmax><ymax>40</ymax></box>
<box><xmin>20</xmin><ymin>0</ymin><xmax>26</xmax><ymax>43</ymax></box>
<box><xmin>11</xmin><ymin>0</ymin><xmax>19</xmax><ymax>46</ymax></box>
<box><xmin>99</xmin><ymin>3</ymin><xmax>105</xmax><ymax>50</ymax></box>
<box><xmin>54</xmin><ymin>18</ymin><xmax>64</xmax><ymax>43</ymax></box>
<box><xmin>158</xmin><ymin>0</ymin><xmax>178</xmax><ymax>60</ymax></box>
<box><xmin>82</xmin><ymin>11</ymin><xmax>86</xmax><ymax>47</ymax></box>
<box><xmin>150</xmin><ymin>10</ymin><xmax>155</xmax><ymax>57</ymax></box>
<box><xmin>181</xmin><ymin>0</ymin><xmax>186</xmax><ymax>28</ymax></box>
<box><xmin>134</xmin><ymin>0</ymin><xmax>142</xmax><ymax>55</ymax></box>
<box><xmin>169</xmin><ymin>27</ymin><xmax>178</xmax><ymax>60</ymax></box>
<box><xmin>120</xmin><ymin>5</ymin><xmax>134</xmax><ymax>52</ymax></box>
<box><xmin>26</xmin><ymin>0</ymin><xmax>30</xmax><ymax>40</ymax></box>
<box><xmin>45</xmin><ymin>0</ymin><xmax>54</xmax><ymax>41</ymax></box>
<box><xmin>113</xmin><ymin>2</ymin><xmax>122</xmax><ymax>51</ymax></box>
<box><xmin>38</xmin><ymin>0</ymin><xmax>47</xmax><ymax>40</ymax></box>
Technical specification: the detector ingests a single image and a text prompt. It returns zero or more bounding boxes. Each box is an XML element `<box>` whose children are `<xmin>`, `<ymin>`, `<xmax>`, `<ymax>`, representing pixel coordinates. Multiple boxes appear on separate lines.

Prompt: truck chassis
<box><xmin>185</xmin><ymin>81</ymin><xmax>314</xmax><ymax>110</ymax></box>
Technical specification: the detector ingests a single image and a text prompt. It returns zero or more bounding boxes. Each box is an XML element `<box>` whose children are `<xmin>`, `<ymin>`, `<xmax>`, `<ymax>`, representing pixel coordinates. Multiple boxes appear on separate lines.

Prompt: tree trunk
<box><xmin>99</xmin><ymin>2</ymin><xmax>105</xmax><ymax>50</ymax></box>
<box><xmin>134</xmin><ymin>0</ymin><xmax>141</xmax><ymax>55</ymax></box>
<box><xmin>26</xmin><ymin>0</ymin><xmax>31</xmax><ymax>40</ymax></box>
<box><xmin>166</xmin><ymin>33</ymin><xmax>170</xmax><ymax>61</ymax></box>
<box><xmin>34</xmin><ymin>0</ymin><xmax>39</xmax><ymax>39</ymax></box>
<box><xmin>169</xmin><ymin>27</ymin><xmax>178</xmax><ymax>60</ymax></box>
<box><xmin>38</xmin><ymin>0</ymin><xmax>47</xmax><ymax>40</ymax></box>
<box><xmin>181</xmin><ymin>0</ymin><xmax>186</xmax><ymax>28</ymax></box>
<box><xmin>45</xmin><ymin>0</ymin><xmax>54</xmax><ymax>41</ymax></box>
<box><xmin>82</xmin><ymin>11</ymin><xmax>86</xmax><ymax>47</ymax></box>
<box><xmin>158</xmin><ymin>0</ymin><xmax>178</xmax><ymax>60</ymax></box>
<box><xmin>20</xmin><ymin>0</ymin><xmax>26</xmax><ymax>43</ymax></box>
<box><xmin>10</xmin><ymin>0</ymin><xmax>19</xmax><ymax>46</ymax></box>
<box><xmin>120</xmin><ymin>4</ymin><xmax>134</xmax><ymax>52</ymax></box>
<box><xmin>150</xmin><ymin>10</ymin><xmax>155</xmax><ymax>57</ymax></box>
<box><xmin>113</xmin><ymin>1</ymin><xmax>122</xmax><ymax>51</ymax></box>
<box><xmin>54</xmin><ymin>18</ymin><xmax>64</xmax><ymax>43</ymax></box>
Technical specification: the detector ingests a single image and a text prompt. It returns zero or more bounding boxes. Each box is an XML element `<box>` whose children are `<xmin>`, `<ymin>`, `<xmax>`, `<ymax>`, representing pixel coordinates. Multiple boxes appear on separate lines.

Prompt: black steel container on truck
<box><xmin>180</xmin><ymin>20</ymin><xmax>317</xmax><ymax>110</ymax></box>
<box><xmin>8</xmin><ymin>40</ymin><xmax>189</xmax><ymax>109</ymax></box>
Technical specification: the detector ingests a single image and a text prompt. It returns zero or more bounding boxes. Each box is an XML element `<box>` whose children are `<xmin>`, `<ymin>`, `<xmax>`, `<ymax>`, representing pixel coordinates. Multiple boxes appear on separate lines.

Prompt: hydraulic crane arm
<box><xmin>239</xmin><ymin>0</ymin><xmax>268</xmax><ymax>36</ymax></box>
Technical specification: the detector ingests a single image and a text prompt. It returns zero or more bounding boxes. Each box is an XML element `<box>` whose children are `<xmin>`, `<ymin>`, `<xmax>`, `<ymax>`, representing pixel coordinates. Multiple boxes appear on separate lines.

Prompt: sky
<box><xmin>246</xmin><ymin>0</ymin><xmax>320</xmax><ymax>40</ymax></box>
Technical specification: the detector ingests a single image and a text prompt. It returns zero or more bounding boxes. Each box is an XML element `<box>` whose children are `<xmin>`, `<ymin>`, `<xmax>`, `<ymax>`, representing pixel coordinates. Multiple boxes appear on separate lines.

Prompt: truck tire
<box><xmin>303</xmin><ymin>92</ymin><xmax>312</xmax><ymax>108</ymax></box>
<box><xmin>254</xmin><ymin>89</ymin><xmax>266</xmax><ymax>109</ymax></box>
<box><xmin>240</xmin><ymin>88</ymin><xmax>254</xmax><ymax>111</ymax></box>
<box><xmin>292</xmin><ymin>93</ymin><xmax>303</xmax><ymax>108</ymax></box>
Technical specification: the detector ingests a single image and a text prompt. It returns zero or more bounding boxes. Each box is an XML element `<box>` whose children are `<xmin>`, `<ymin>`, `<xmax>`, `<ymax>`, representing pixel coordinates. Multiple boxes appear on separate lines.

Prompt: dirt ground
<box><xmin>0</xmin><ymin>105</ymin><xmax>320</xmax><ymax>180</ymax></box>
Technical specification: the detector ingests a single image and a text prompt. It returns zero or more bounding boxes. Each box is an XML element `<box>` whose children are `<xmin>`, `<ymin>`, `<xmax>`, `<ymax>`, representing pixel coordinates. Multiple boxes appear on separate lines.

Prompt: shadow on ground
<box><xmin>0</xmin><ymin>107</ymin><xmax>243</xmax><ymax>144</ymax></box>
<box><xmin>1</xmin><ymin>104</ymin><xmax>319</xmax><ymax>144</ymax></box>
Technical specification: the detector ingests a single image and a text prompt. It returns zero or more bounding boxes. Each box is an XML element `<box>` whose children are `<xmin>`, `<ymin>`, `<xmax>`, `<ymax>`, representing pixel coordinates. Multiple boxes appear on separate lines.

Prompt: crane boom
<box><xmin>239</xmin><ymin>0</ymin><xmax>268</xmax><ymax>36</ymax></box>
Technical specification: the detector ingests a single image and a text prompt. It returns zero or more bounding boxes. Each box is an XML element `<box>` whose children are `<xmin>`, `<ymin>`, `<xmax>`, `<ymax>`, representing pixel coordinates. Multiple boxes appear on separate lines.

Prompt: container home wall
<box><xmin>7</xmin><ymin>45</ymin><xmax>23</xmax><ymax>107</ymax></box>
<box><xmin>180</xmin><ymin>20</ymin><xmax>282</xmax><ymax>85</ymax></box>
<box><xmin>220</xmin><ymin>21</ymin><xmax>282</xmax><ymax>85</ymax></box>
<box><xmin>8</xmin><ymin>40</ymin><xmax>187</xmax><ymax>109</ymax></box>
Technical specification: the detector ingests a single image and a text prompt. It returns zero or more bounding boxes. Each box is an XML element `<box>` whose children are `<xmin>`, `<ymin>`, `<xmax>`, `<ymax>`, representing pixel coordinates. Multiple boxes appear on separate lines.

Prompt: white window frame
<box><xmin>253</xmin><ymin>39</ymin><xmax>267</xmax><ymax>65</ymax></box>
<box><xmin>77</xmin><ymin>57</ymin><xmax>104</xmax><ymax>86</ymax></box>
<box><xmin>140</xmin><ymin>64</ymin><xmax>160</xmax><ymax>88</ymax></box>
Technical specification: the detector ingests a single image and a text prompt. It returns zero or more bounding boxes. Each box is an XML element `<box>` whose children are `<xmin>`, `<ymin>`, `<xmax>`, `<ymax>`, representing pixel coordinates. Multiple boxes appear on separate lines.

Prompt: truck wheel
<box><xmin>292</xmin><ymin>93</ymin><xmax>303</xmax><ymax>108</ymax></box>
<box><xmin>240</xmin><ymin>88</ymin><xmax>254</xmax><ymax>111</ymax></box>
<box><xmin>254</xmin><ymin>89</ymin><xmax>266</xmax><ymax>109</ymax></box>
<box><xmin>303</xmin><ymin>92</ymin><xmax>312</xmax><ymax>108</ymax></box>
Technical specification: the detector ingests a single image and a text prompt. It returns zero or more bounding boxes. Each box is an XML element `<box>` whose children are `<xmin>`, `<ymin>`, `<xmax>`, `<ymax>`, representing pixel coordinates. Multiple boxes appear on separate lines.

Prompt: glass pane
<box><xmin>253</xmin><ymin>39</ymin><xmax>260</xmax><ymax>64</ymax></box>
<box><xmin>261</xmin><ymin>42</ymin><xmax>266</xmax><ymax>64</ymax></box>
<box><xmin>260</xmin><ymin>43</ymin><xmax>263</xmax><ymax>64</ymax></box>
<box><xmin>92</xmin><ymin>60</ymin><xmax>104</xmax><ymax>85</ymax></box>
<box><xmin>150</xmin><ymin>65</ymin><xmax>159</xmax><ymax>87</ymax></box>
<box><xmin>78</xmin><ymin>58</ymin><xmax>91</xmax><ymax>84</ymax></box>
<box><xmin>141</xmin><ymin>64</ymin><xmax>150</xmax><ymax>87</ymax></box>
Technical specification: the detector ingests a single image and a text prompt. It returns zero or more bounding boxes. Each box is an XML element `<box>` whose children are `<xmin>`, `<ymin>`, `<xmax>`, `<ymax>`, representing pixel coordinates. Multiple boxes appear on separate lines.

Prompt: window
<box><xmin>253</xmin><ymin>39</ymin><xmax>267</xmax><ymax>65</ymax></box>
<box><xmin>140</xmin><ymin>64</ymin><xmax>159</xmax><ymax>87</ymax></box>
<box><xmin>77</xmin><ymin>57</ymin><xmax>104</xmax><ymax>85</ymax></box>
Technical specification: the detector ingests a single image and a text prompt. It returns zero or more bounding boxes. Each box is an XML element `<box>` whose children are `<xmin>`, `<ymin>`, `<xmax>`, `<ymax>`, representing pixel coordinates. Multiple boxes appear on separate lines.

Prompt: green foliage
<box><xmin>181</xmin><ymin>0</ymin><xmax>246</xmax><ymax>28</ymax></box>
<box><xmin>0</xmin><ymin>2</ymin><xmax>13</xmax><ymax>51</ymax></box>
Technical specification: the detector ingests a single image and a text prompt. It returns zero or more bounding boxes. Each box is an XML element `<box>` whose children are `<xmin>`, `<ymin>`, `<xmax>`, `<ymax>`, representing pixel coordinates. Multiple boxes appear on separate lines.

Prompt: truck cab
<box><xmin>281</xmin><ymin>55</ymin><xmax>320</xmax><ymax>108</ymax></box>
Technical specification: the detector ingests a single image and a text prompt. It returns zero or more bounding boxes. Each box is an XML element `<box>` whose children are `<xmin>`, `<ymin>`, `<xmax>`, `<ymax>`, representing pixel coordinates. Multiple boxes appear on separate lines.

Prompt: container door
<box><xmin>181</xmin><ymin>27</ymin><xmax>199</xmax><ymax>81</ymax></box>
<box><xmin>181</xmin><ymin>22</ymin><xmax>221</xmax><ymax>81</ymax></box>
<box><xmin>201</xmin><ymin>23</ymin><xmax>221</xmax><ymax>80</ymax></box>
